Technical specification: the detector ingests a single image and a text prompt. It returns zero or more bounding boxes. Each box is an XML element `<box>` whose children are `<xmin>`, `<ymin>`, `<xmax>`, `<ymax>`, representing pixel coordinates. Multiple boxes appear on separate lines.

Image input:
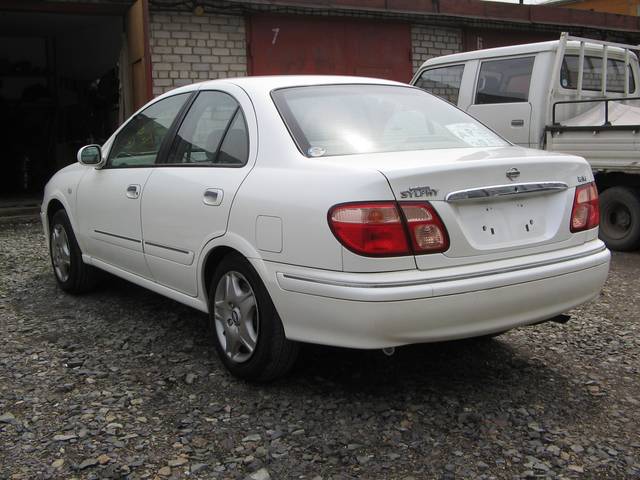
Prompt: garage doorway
<box><xmin>248</xmin><ymin>14</ymin><xmax>412</xmax><ymax>82</ymax></box>
<box><xmin>0</xmin><ymin>2</ymin><xmax>151</xmax><ymax>200</ymax></box>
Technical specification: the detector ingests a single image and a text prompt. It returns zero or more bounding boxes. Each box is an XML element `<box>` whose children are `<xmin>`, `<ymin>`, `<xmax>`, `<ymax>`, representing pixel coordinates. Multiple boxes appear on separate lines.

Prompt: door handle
<box><xmin>511</xmin><ymin>119</ymin><xmax>525</xmax><ymax>127</ymax></box>
<box><xmin>126</xmin><ymin>184</ymin><xmax>141</xmax><ymax>199</ymax></box>
<box><xmin>203</xmin><ymin>188</ymin><xmax>223</xmax><ymax>206</ymax></box>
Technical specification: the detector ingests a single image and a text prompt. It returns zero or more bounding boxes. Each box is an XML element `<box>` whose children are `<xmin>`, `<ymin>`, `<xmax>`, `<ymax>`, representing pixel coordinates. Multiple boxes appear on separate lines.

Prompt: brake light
<box><xmin>328</xmin><ymin>201</ymin><xmax>449</xmax><ymax>257</ymax></box>
<box><xmin>328</xmin><ymin>202</ymin><xmax>409</xmax><ymax>256</ymax></box>
<box><xmin>570</xmin><ymin>182</ymin><xmax>599</xmax><ymax>232</ymax></box>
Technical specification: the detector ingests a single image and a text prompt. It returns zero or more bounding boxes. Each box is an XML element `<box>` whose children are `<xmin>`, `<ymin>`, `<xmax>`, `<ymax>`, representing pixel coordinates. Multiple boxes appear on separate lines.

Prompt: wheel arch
<box><xmin>46</xmin><ymin>198</ymin><xmax>66</xmax><ymax>229</ymax></box>
<box><xmin>595</xmin><ymin>172</ymin><xmax>640</xmax><ymax>192</ymax></box>
<box><xmin>199</xmin><ymin>233</ymin><xmax>265</xmax><ymax>304</ymax></box>
<box><xmin>43</xmin><ymin>194</ymin><xmax>77</xmax><ymax>252</ymax></box>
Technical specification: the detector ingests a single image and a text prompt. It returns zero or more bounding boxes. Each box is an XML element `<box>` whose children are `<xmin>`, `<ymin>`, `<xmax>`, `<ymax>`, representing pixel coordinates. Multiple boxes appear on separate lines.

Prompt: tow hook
<box><xmin>551</xmin><ymin>314</ymin><xmax>571</xmax><ymax>324</ymax></box>
<box><xmin>382</xmin><ymin>347</ymin><xmax>395</xmax><ymax>356</ymax></box>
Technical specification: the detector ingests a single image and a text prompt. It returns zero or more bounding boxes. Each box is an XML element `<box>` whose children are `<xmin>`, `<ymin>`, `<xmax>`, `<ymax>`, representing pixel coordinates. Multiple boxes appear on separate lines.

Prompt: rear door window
<box><xmin>414</xmin><ymin>65</ymin><xmax>465</xmax><ymax>104</ymax></box>
<box><xmin>165</xmin><ymin>91</ymin><xmax>249</xmax><ymax>166</ymax></box>
<box><xmin>475</xmin><ymin>56</ymin><xmax>534</xmax><ymax>104</ymax></box>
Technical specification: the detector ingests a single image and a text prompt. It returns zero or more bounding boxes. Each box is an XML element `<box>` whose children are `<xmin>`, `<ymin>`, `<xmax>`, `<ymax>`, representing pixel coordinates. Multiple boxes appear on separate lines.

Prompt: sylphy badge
<box><xmin>400</xmin><ymin>186</ymin><xmax>439</xmax><ymax>199</ymax></box>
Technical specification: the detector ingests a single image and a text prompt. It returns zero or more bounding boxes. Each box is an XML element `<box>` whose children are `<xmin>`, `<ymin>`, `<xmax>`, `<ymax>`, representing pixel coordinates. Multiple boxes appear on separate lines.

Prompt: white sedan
<box><xmin>42</xmin><ymin>76</ymin><xmax>610</xmax><ymax>381</ymax></box>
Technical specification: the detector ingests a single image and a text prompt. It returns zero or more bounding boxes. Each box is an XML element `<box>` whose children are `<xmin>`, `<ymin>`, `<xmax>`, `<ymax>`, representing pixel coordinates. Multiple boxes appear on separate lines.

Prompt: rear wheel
<box><xmin>208</xmin><ymin>253</ymin><xmax>299</xmax><ymax>382</ymax></box>
<box><xmin>599</xmin><ymin>186</ymin><xmax>640</xmax><ymax>251</ymax></box>
<box><xmin>49</xmin><ymin>209</ymin><xmax>99</xmax><ymax>293</ymax></box>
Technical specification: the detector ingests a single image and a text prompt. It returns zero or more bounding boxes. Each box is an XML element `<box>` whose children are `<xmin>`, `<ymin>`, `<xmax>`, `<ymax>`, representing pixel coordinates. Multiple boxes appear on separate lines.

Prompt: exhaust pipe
<box><xmin>382</xmin><ymin>347</ymin><xmax>395</xmax><ymax>356</ymax></box>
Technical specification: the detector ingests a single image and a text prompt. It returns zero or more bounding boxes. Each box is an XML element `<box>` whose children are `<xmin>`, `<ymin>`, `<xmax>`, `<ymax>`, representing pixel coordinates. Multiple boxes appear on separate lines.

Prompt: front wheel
<box><xmin>208</xmin><ymin>253</ymin><xmax>299</xmax><ymax>382</ymax></box>
<box><xmin>49</xmin><ymin>209</ymin><xmax>99</xmax><ymax>293</ymax></box>
<box><xmin>599</xmin><ymin>186</ymin><xmax>640</xmax><ymax>251</ymax></box>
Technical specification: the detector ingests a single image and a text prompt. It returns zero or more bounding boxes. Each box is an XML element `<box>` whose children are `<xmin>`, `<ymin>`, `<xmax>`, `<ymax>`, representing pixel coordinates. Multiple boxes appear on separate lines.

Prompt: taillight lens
<box><xmin>570</xmin><ymin>182</ymin><xmax>599</xmax><ymax>232</ymax></box>
<box><xmin>400</xmin><ymin>203</ymin><xmax>449</xmax><ymax>253</ymax></box>
<box><xmin>328</xmin><ymin>202</ymin><xmax>409</xmax><ymax>256</ymax></box>
<box><xmin>328</xmin><ymin>201</ymin><xmax>449</xmax><ymax>257</ymax></box>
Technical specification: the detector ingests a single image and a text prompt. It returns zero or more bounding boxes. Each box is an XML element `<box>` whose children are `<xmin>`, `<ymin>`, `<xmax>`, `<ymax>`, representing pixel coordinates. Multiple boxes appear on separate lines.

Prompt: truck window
<box><xmin>560</xmin><ymin>55</ymin><xmax>635</xmax><ymax>93</ymax></box>
<box><xmin>475</xmin><ymin>56</ymin><xmax>534</xmax><ymax>104</ymax></box>
<box><xmin>414</xmin><ymin>65</ymin><xmax>464</xmax><ymax>104</ymax></box>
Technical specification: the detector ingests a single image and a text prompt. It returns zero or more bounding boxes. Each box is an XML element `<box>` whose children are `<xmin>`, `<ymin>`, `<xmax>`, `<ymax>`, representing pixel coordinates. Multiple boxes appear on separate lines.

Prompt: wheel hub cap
<box><xmin>213</xmin><ymin>271</ymin><xmax>259</xmax><ymax>364</ymax></box>
<box><xmin>604</xmin><ymin>202</ymin><xmax>632</xmax><ymax>240</ymax></box>
<box><xmin>51</xmin><ymin>224</ymin><xmax>71</xmax><ymax>282</ymax></box>
<box><xmin>231</xmin><ymin>308</ymin><xmax>240</xmax><ymax>325</ymax></box>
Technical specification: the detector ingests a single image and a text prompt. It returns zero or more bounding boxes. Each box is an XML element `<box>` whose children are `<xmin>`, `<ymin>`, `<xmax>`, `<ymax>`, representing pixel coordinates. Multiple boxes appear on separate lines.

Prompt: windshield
<box><xmin>272</xmin><ymin>84</ymin><xmax>508</xmax><ymax>157</ymax></box>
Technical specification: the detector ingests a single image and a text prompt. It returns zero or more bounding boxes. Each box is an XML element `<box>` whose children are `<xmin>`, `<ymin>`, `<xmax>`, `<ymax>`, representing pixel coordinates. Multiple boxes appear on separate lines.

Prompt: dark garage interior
<box><xmin>0</xmin><ymin>11</ymin><xmax>123</xmax><ymax>199</ymax></box>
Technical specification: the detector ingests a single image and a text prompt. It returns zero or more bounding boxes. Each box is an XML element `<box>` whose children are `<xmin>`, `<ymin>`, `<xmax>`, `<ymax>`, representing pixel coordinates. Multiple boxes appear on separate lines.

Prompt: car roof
<box><xmin>420</xmin><ymin>40</ymin><xmax>632</xmax><ymax>69</ymax></box>
<box><xmin>162</xmin><ymin>75</ymin><xmax>407</xmax><ymax>98</ymax></box>
<box><xmin>212</xmin><ymin>75</ymin><xmax>405</xmax><ymax>90</ymax></box>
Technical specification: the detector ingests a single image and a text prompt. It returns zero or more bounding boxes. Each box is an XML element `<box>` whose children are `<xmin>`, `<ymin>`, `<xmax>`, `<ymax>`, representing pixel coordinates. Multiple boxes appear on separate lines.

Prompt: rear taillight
<box><xmin>328</xmin><ymin>202</ymin><xmax>409</xmax><ymax>256</ymax></box>
<box><xmin>570</xmin><ymin>182</ymin><xmax>599</xmax><ymax>232</ymax></box>
<box><xmin>328</xmin><ymin>201</ymin><xmax>449</xmax><ymax>257</ymax></box>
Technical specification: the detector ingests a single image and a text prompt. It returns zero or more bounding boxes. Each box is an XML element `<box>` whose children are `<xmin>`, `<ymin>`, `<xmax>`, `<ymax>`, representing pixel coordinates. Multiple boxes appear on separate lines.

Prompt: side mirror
<box><xmin>77</xmin><ymin>145</ymin><xmax>104</xmax><ymax>168</ymax></box>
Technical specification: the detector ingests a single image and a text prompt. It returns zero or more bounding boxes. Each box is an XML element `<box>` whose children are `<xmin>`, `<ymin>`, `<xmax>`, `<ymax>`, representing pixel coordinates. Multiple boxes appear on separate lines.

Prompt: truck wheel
<box><xmin>599</xmin><ymin>186</ymin><xmax>640</xmax><ymax>251</ymax></box>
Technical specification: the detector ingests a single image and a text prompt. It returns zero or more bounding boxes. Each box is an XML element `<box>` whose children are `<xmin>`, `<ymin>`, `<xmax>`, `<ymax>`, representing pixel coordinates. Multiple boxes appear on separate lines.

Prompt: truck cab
<box><xmin>412</xmin><ymin>33</ymin><xmax>640</xmax><ymax>251</ymax></box>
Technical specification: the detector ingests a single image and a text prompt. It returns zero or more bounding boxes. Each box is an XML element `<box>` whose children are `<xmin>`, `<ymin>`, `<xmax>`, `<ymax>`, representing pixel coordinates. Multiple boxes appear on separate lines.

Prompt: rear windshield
<box><xmin>561</xmin><ymin>55</ymin><xmax>635</xmax><ymax>93</ymax></box>
<box><xmin>271</xmin><ymin>85</ymin><xmax>508</xmax><ymax>157</ymax></box>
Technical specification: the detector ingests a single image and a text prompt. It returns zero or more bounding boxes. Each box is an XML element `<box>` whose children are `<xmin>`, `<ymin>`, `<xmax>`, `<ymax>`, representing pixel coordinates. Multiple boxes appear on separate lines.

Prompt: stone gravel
<box><xmin>1</xmin><ymin>221</ymin><xmax>639</xmax><ymax>479</ymax></box>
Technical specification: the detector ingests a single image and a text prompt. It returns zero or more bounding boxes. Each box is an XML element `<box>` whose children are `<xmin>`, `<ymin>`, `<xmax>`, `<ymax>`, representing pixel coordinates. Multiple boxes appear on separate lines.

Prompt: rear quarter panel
<box><xmin>228</xmin><ymin>160</ymin><xmax>400</xmax><ymax>272</ymax></box>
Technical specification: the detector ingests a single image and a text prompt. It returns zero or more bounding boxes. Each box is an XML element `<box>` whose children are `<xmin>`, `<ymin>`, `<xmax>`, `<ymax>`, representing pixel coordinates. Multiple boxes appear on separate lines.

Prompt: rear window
<box><xmin>475</xmin><ymin>56</ymin><xmax>534</xmax><ymax>104</ymax></box>
<box><xmin>271</xmin><ymin>84</ymin><xmax>508</xmax><ymax>157</ymax></box>
<box><xmin>561</xmin><ymin>55</ymin><xmax>635</xmax><ymax>93</ymax></box>
<box><xmin>414</xmin><ymin>65</ymin><xmax>465</xmax><ymax>104</ymax></box>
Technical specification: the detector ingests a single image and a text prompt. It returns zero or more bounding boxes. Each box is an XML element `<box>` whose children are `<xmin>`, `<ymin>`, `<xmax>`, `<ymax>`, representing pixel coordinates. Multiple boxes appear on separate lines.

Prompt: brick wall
<box><xmin>149</xmin><ymin>12</ymin><xmax>248</xmax><ymax>96</ymax></box>
<box><xmin>148</xmin><ymin>12</ymin><xmax>463</xmax><ymax>95</ymax></box>
<box><xmin>411</xmin><ymin>25</ymin><xmax>463</xmax><ymax>74</ymax></box>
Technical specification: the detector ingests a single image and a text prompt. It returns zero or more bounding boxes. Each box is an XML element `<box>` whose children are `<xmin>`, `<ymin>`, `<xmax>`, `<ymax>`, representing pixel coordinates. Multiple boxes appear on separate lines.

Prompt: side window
<box><xmin>108</xmin><ymin>93</ymin><xmax>189</xmax><ymax>167</ymax></box>
<box><xmin>415</xmin><ymin>65</ymin><xmax>465</xmax><ymax>104</ymax></box>
<box><xmin>218</xmin><ymin>110</ymin><xmax>249</xmax><ymax>165</ymax></box>
<box><xmin>475</xmin><ymin>56</ymin><xmax>534</xmax><ymax>104</ymax></box>
<box><xmin>166</xmin><ymin>91</ymin><xmax>249</xmax><ymax>166</ymax></box>
<box><xmin>561</xmin><ymin>55</ymin><xmax>635</xmax><ymax>93</ymax></box>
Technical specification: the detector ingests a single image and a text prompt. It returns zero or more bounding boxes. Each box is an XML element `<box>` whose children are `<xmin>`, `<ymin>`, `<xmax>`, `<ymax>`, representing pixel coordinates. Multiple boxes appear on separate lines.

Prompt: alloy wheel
<box><xmin>51</xmin><ymin>224</ymin><xmax>71</xmax><ymax>282</ymax></box>
<box><xmin>213</xmin><ymin>271</ymin><xmax>259</xmax><ymax>364</ymax></box>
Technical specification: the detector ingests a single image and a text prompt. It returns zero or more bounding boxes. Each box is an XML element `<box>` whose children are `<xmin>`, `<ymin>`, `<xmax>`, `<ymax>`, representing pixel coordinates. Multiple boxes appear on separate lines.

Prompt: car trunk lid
<box><xmin>323</xmin><ymin>146</ymin><xmax>594</xmax><ymax>270</ymax></box>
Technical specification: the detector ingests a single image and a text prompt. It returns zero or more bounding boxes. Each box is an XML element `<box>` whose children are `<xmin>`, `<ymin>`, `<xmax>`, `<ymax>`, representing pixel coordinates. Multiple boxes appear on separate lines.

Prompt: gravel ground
<box><xmin>1</xmin><ymin>221</ymin><xmax>638</xmax><ymax>480</ymax></box>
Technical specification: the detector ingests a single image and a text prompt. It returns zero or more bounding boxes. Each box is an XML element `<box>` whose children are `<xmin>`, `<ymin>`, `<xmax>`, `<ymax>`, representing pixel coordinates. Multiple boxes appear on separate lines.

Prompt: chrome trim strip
<box><xmin>144</xmin><ymin>241</ymin><xmax>191</xmax><ymax>255</ymax></box>
<box><xmin>94</xmin><ymin>229</ymin><xmax>140</xmax><ymax>244</ymax></box>
<box><xmin>281</xmin><ymin>245</ymin><xmax>607</xmax><ymax>289</ymax></box>
<box><xmin>446</xmin><ymin>182</ymin><xmax>568</xmax><ymax>203</ymax></box>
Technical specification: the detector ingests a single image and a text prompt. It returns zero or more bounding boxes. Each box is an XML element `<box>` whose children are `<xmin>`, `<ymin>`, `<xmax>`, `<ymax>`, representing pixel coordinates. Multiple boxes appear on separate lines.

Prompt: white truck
<box><xmin>412</xmin><ymin>32</ymin><xmax>640</xmax><ymax>251</ymax></box>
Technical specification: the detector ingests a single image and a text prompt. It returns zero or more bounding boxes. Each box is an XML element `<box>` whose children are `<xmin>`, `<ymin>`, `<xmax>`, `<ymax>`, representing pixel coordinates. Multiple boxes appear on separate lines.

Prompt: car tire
<box><xmin>598</xmin><ymin>186</ymin><xmax>640</xmax><ymax>251</ymax></box>
<box><xmin>208</xmin><ymin>253</ymin><xmax>299</xmax><ymax>382</ymax></box>
<box><xmin>49</xmin><ymin>209</ymin><xmax>99</xmax><ymax>293</ymax></box>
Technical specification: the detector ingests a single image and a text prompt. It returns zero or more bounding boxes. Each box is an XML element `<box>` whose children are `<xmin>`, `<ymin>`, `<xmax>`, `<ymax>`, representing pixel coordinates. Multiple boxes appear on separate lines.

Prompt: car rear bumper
<box><xmin>257</xmin><ymin>240</ymin><xmax>610</xmax><ymax>348</ymax></box>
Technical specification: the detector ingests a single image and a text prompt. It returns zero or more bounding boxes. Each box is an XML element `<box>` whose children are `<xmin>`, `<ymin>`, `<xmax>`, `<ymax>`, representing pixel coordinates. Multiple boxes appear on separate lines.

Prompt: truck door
<box><xmin>466</xmin><ymin>56</ymin><xmax>534</xmax><ymax>147</ymax></box>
